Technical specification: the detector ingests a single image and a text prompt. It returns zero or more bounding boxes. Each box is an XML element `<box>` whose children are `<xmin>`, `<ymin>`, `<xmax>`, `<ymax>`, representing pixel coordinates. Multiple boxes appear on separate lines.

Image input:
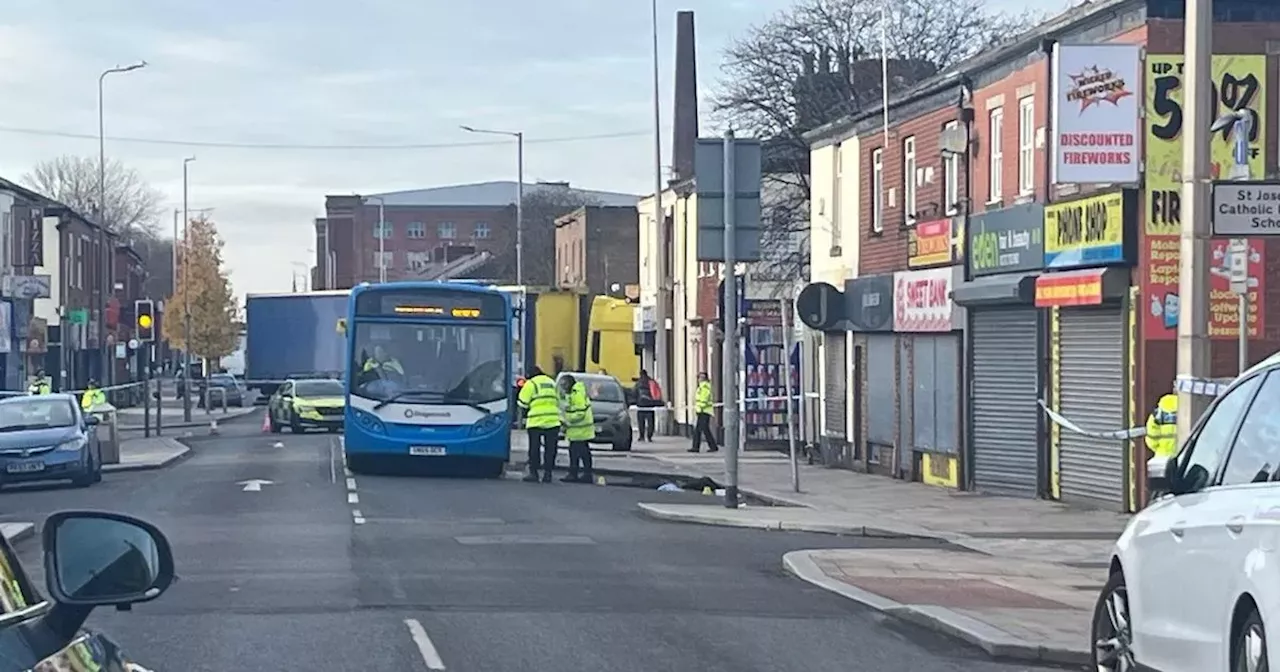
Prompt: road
<box><xmin>3</xmin><ymin>417</ymin><xmax>1061</xmax><ymax>671</ymax></box>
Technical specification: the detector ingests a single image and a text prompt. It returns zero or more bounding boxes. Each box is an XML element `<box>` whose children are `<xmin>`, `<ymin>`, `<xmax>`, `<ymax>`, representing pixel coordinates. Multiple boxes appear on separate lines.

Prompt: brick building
<box><xmin>805</xmin><ymin>0</ymin><xmax>1280</xmax><ymax>512</ymax></box>
<box><xmin>315</xmin><ymin>181</ymin><xmax>638</xmax><ymax>288</ymax></box>
<box><xmin>553</xmin><ymin>206</ymin><xmax>639</xmax><ymax>294</ymax></box>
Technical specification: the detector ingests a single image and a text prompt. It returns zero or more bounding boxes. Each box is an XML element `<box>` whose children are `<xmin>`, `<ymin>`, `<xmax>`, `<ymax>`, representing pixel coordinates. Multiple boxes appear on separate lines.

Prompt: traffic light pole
<box><xmin>142</xmin><ymin>344</ymin><xmax>151</xmax><ymax>438</ymax></box>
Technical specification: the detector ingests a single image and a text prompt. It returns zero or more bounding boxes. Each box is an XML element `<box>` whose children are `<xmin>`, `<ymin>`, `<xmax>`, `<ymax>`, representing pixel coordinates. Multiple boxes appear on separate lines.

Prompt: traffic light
<box><xmin>136</xmin><ymin>299</ymin><xmax>155</xmax><ymax>341</ymax></box>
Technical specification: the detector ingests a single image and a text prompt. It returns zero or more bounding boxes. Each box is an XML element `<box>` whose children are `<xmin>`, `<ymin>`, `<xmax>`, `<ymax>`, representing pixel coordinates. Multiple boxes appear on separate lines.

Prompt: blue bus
<box><xmin>341</xmin><ymin>281</ymin><xmax>513</xmax><ymax>476</ymax></box>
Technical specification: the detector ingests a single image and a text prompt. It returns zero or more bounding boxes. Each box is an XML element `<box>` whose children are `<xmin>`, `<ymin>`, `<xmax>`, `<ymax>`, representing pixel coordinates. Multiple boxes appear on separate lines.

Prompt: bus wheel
<box><xmin>485</xmin><ymin>460</ymin><xmax>506</xmax><ymax>479</ymax></box>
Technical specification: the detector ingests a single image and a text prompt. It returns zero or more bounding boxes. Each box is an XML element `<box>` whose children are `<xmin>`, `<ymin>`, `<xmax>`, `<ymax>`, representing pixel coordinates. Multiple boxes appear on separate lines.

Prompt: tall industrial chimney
<box><xmin>671</xmin><ymin>10</ymin><xmax>698</xmax><ymax>182</ymax></box>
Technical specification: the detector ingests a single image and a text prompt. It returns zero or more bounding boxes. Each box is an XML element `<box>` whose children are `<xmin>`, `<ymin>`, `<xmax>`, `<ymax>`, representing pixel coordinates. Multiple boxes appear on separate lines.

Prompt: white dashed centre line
<box><xmin>346</xmin><ymin>477</ymin><xmax>357</xmax><ymax>491</ymax></box>
<box><xmin>347</xmin><ymin>492</ymin><xmax>360</xmax><ymax>504</ymax></box>
<box><xmin>352</xmin><ymin>509</ymin><xmax>366</xmax><ymax>525</ymax></box>
<box><xmin>404</xmin><ymin>618</ymin><xmax>446</xmax><ymax>669</ymax></box>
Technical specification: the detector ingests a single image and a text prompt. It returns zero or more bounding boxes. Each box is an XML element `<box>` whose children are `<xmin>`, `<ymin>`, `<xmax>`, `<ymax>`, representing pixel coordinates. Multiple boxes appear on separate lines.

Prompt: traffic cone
<box><xmin>702</xmin><ymin>486</ymin><xmax>713</xmax><ymax>496</ymax></box>
<box><xmin>261</xmin><ymin>412</ymin><xmax>270</xmax><ymax>433</ymax></box>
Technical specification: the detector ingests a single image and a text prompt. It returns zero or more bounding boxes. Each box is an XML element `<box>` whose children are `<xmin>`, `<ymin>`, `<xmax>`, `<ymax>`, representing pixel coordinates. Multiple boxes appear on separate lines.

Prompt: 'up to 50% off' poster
<box><xmin>1142</xmin><ymin>54</ymin><xmax>1267</xmax><ymax>339</ymax></box>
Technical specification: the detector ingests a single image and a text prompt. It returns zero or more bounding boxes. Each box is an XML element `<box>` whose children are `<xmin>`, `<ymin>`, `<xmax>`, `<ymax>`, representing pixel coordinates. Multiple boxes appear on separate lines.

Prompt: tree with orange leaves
<box><xmin>163</xmin><ymin>215</ymin><xmax>239</xmax><ymax>360</ymax></box>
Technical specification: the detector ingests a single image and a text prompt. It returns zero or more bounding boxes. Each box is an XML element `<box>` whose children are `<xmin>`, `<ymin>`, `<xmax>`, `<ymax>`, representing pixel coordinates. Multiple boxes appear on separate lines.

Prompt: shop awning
<box><xmin>952</xmin><ymin>273</ymin><xmax>1037</xmax><ymax>307</ymax></box>
<box><xmin>1034</xmin><ymin>267</ymin><xmax>1130</xmax><ymax>307</ymax></box>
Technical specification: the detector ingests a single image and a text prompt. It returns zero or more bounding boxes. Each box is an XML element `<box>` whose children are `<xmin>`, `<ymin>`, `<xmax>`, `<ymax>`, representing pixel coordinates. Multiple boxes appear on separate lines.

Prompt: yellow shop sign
<box><xmin>1043</xmin><ymin>191</ymin><xmax>1131</xmax><ymax>269</ymax></box>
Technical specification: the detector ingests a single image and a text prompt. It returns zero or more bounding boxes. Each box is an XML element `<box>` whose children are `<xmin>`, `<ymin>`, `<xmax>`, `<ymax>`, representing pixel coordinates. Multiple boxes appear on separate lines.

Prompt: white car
<box><xmin>1094</xmin><ymin>353</ymin><xmax>1280</xmax><ymax>671</ymax></box>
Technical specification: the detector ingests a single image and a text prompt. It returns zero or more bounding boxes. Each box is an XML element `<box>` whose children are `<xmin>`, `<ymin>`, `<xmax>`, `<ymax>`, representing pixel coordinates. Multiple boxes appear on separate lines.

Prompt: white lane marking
<box><xmin>347</xmin><ymin>492</ymin><xmax>359</xmax><ymax>504</ymax></box>
<box><xmin>346</xmin><ymin>477</ymin><xmax>357</xmax><ymax>491</ymax></box>
<box><xmin>328</xmin><ymin>438</ymin><xmax>337</xmax><ymax>484</ymax></box>
<box><xmin>352</xmin><ymin>509</ymin><xmax>365</xmax><ymax>524</ymax></box>
<box><xmin>404</xmin><ymin>618</ymin><xmax>446</xmax><ymax>670</ymax></box>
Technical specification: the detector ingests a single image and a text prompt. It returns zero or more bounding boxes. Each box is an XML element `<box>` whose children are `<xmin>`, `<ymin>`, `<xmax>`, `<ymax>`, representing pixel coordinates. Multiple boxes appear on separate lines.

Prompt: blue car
<box><xmin>0</xmin><ymin>394</ymin><xmax>103</xmax><ymax>489</ymax></box>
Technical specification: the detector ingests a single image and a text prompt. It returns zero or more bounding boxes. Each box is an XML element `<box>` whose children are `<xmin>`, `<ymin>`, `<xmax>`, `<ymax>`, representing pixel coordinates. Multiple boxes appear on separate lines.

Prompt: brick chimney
<box><xmin>671</xmin><ymin>10</ymin><xmax>698</xmax><ymax>182</ymax></box>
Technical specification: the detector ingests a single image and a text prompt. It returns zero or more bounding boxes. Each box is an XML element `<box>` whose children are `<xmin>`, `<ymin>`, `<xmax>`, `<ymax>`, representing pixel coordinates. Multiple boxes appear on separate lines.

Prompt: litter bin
<box><xmin>89</xmin><ymin>404</ymin><xmax>120</xmax><ymax>465</ymax></box>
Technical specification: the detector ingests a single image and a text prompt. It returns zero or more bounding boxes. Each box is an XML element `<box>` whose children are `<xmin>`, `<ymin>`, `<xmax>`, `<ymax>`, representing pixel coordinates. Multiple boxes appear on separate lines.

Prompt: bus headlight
<box><xmin>471</xmin><ymin>412</ymin><xmax>507</xmax><ymax>436</ymax></box>
<box><xmin>353</xmin><ymin>409</ymin><xmax>386</xmax><ymax>434</ymax></box>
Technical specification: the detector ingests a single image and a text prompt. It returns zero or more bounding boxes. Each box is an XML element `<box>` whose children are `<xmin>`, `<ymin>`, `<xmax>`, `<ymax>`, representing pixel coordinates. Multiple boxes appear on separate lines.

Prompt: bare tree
<box><xmin>713</xmin><ymin>0</ymin><xmax>1041</xmax><ymax>278</ymax></box>
<box><xmin>488</xmin><ymin>186</ymin><xmax>603</xmax><ymax>286</ymax></box>
<box><xmin>23</xmin><ymin>155</ymin><xmax>163</xmax><ymax>240</ymax></box>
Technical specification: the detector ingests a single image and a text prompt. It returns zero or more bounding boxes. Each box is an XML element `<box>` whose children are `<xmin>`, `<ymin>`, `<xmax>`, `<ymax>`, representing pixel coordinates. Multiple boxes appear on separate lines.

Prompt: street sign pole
<box><xmin>1228</xmin><ymin>237</ymin><xmax>1250</xmax><ymax>373</ymax></box>
<box><xmin>694</xmin><ymin>129</ymin><xmax>762</xmax><ymax>511</ymax></box>
<box><xmin>721</xmin><ymin>130</ymin><xmax>741</xmax><ymax>510</ymax></box>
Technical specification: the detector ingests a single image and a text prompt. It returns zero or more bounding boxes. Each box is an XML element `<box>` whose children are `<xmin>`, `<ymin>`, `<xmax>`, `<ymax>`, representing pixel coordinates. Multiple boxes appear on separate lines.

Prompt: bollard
<box><xmin>209</xmin><ymin>419</ymin><xmax>219</xmax><ymax>435</ymax></box>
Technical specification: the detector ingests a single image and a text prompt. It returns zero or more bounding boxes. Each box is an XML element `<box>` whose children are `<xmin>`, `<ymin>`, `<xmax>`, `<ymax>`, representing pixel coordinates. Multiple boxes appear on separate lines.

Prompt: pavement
<box><xmin>514</xmin><ymin>433</ymin><xmax>1117</xmax><ymax>664</ymax></box>
<box><xmin>0</xmin><ymin>417</ymin><xmax>1061</xmax><ymax>671</ymax></box>
<box><xmin>114</xmin><ymin>397</ymin><xmax>261</xmax><ymax>429</ymax></box>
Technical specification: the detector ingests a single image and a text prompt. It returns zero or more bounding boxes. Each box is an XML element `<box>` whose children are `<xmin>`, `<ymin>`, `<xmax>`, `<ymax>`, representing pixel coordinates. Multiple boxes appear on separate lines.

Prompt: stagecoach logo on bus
<box><xmin>405</xmin><ymin>408</ymin><xmax>451</xmax><ymax>419</ymax></box>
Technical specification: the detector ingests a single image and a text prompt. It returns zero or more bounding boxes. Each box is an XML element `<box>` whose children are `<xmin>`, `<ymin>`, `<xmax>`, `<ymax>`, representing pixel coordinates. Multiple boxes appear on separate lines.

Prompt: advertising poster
<box><xmin>741</xmin><ymin>300</ymin><xmax>799</xmax><ymax>443</ymax></box>
<box><xmin>1052</xmin><ymin>43</ymin><xmax>1142</xmax><ymax>184</ymax></box>
<box><xmin>1142</xmin><ymin>54</ymin><xmax>1267</xmax><ymax>339</ymax></box>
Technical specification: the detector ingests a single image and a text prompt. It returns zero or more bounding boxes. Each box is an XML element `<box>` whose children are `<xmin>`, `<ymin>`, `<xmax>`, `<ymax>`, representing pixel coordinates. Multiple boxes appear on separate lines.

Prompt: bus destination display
<box><xmin>355</xmin><ymin>290</ymin><xmax>506</xmax><ymax>320</ymax></box>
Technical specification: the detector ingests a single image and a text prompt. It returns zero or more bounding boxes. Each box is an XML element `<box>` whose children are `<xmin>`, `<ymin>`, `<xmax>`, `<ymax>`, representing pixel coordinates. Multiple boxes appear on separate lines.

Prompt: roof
<box><xmin>0</xmin><ymin>176</ymin><xmax>112</xmax><ymax>235</ymax></box>
<box><xmin>803</xmin><ymin>0</ymin><xmax>1138</xmax><ymax>146</ymax></box>
<box><xmin>367</xmin><ymin>181</ymin><xmax>641</xmax><ymax>208</ymax></box>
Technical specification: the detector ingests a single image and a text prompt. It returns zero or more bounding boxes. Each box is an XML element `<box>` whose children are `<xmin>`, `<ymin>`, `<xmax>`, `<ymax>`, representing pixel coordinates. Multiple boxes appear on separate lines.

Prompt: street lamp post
<box><xmin>181</xmin><ymin>156</ymin><xmax>196</xmax><ymax>423</ymax></box>
<box><xmin>97</xmin><ymin>60</ymin><xmax>146</xmax><ymax>389</ymax></box>
<box><xmin>460</xmin><ymin>125</ymin><xmax>524</xmax><ymax>285</ymax></box>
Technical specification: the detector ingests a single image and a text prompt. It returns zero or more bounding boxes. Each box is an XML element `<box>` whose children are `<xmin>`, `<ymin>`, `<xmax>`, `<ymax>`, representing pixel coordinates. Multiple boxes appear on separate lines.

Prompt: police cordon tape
<box><xmin>1038</xmin><ymin>374</ymin><xmax>1234</xmax><ymax>441</ymax></box>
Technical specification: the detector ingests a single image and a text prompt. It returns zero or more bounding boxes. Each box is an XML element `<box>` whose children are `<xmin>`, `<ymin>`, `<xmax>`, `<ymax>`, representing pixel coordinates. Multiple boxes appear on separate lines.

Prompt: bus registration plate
<box><xmin>409</xmin><ymin>446</ymin><xmax>446</xmax><ymax>456</ymax></box>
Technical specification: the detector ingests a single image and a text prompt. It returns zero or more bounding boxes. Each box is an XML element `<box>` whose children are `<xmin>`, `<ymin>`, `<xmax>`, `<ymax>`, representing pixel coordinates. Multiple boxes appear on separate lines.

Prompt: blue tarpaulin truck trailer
<box><xmin>245</xmin><ymin>290</ymin><xmax>349</xmax><ymax>399</ymax></box>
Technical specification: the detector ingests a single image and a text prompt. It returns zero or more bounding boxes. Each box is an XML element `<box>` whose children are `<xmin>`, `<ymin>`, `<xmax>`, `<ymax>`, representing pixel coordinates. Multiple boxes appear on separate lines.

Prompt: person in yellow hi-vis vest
<box><xmin>517</xmin><ymin>366</ymin><xmax>560</xmax><ymax>483</ymax></box>
<box><xmin>81</xmin><ymin>379</ymin><xmax>107</xmax><ymax>411</ymax></box>
<box><xmin>690</xmin><ymin>372</ymin><xmax>719</xmax><ymax>453</ymax></box>
<box><xmin>558</xmin><ymin>374</ymin><xmax>595</xmax><ymax>483</ymax></box>
<box><xmin>1145</xmin><ymin>393</ymin><xmax>1179</xmax><ymax>460</ymax></box>
<box><xmin>27</xmin><ymin>369</ymin><xmax>51</xmax><ymax>395</ymax></box>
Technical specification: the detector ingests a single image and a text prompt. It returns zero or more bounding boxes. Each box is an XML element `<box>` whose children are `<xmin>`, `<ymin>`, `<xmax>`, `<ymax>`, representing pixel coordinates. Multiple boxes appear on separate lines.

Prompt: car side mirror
<box><xmin>84</xmin><ymin>416</ymin><xmax>100</xmax><ymax>426</ymax></box>
<box><xmin>1146</xmin><ymin>454</ymin><xmax>1172</xmax><ymax>496</ymax></box>
<box><xmin>42</xmin><ymin>511</ymin><xmax>175</xmax><ymax>609</ymax></box>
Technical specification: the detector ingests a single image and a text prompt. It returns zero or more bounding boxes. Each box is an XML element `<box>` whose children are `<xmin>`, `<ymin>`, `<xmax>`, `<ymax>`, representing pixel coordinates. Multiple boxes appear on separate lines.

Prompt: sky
<box><xmin>0</xmin><ymin>0</ymin><xmax>1052</xmax><ymax>301</ymax></box>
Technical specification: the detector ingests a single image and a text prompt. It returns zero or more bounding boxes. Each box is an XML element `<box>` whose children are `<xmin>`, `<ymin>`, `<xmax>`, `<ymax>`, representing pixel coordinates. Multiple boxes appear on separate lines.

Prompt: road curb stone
<box><xmin>781</xmin><ymin>550</ymin><xmax>1088</xmax><ymax>666</ymax></box>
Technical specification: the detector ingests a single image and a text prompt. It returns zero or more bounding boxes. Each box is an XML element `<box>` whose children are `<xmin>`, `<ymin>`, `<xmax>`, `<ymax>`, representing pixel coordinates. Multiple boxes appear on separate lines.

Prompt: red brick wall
<box><xmin>858</xmin><ymin>106</ymin><xmax>964</xmax><ymax>275</ymax></box>
<box><xmin>971</xmin><ymin>60</ymin><xmax>1050</xmax><ymax>212</ymax></box>
<box><xmin>1139</xmin><ymin>22</ymin><xmax>1280</xmax><ymax>418</ymax></box>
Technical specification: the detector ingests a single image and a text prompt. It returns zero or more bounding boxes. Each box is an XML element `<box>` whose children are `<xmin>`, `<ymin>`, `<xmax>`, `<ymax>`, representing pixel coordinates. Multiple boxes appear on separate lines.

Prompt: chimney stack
<box><xmin>671</xmin><ymin>10</ymin><xmax>698</xmax><ymax>182</ymax></box>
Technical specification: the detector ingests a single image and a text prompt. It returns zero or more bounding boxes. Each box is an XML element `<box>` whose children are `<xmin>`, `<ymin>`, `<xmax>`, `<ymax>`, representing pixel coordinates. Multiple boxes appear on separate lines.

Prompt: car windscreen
<box><xmin>294</xmin><ymin>380</ymin><xmax>344</xmax><ymax>397</ymax></box>
<box><xmin>0</xmin><ymin>398</ymin><xmax>77</xmax><ymax>431</ymax></box>
<box><xmin>581</xmin><ymin>378</ymin><xmax>626</xmax><ymax>403</ymax></box>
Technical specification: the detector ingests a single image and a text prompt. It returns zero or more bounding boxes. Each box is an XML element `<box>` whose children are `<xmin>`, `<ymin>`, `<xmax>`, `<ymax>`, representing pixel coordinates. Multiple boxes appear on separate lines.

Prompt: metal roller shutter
<box><xmin>1058</xmin><ymin>305</ymin><xmax>1125</xmax><ymax>507</ymax></box>
<box><xmin>866</xmin><ymin>334</ymin><xmax>896</xmax><ymax>448</ymax></box>
<box><xmin>822</xmin><ymin>332</ymin><xmax>848</xmax><ymax>438</ymax></box>
<box><xmin>971</xmin><ymin>308</ymin><xmax>1040</xmax><ymax>496</ymax></box>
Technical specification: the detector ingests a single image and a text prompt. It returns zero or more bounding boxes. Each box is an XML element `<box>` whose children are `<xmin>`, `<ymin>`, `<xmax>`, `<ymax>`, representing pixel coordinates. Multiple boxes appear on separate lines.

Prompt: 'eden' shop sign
<box><xmin>967</xmin><ymin>203</ymin><xmax>1046</xmax><ymax>277</ymax></box>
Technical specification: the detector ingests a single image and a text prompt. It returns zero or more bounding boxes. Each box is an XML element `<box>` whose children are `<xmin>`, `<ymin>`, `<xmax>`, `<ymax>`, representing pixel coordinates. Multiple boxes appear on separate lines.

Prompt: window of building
<box><xmin>988</xmin><ymin>107</ymin><xmax>1004</xmax><ymax>203</ymax></box>
<box><xmin>473</xmin><ymin>222</ymin><xmax>490</xmax><ymax>239</ymax></box>
<box><xmin>943</xmin><ymin>121</ymin><xmax>960</xmax><ymax>214</ymax></box>
<box><xmin>871</xmin><ymin>148</ymin><xmax>884</xmax><ymax>233</ymax></box>
<box><xmin>438</xmin><ymin>222</ymin><xmax>456</xmax><ymax>239</ymax></box>
<box><xmin>1018</xmin><ymin>96</ymin><xmax>1035</xmax><ymax>195</ymax></box>
<box><xmin>407</xmin><ymin>222</ymin><xmax>426</xmax><ymax>239</ymax></box>
<box><xmin>903</xmin><ymin>136</ymin><xmax>916</xmax><ymax>224</ymax></box>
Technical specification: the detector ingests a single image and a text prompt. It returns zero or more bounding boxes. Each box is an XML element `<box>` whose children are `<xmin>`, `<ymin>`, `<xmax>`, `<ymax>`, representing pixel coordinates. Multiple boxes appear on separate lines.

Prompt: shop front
<box><xmin>953</xmin><ymin>203</ymin><xmax>1046</xmax><ymax>498</ymax></box>
<box><xmin>1038</xmin><ymin>189</ymin><xmax>1138</xmax><ymax>510</ymax></box>
<box><xmin>796</xmin><ymin>281</ymin><xmax>851</xmax><ymax>464</ymax></box>
<box><xmin>893</xmin><ymin>260</ymin><xmax>965</xmax><ymax>487</ymax></box>
<box><xmin>844</xmin><ymin>274</ymin><xmax>894</xmax><ymax>468</ymax></box>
